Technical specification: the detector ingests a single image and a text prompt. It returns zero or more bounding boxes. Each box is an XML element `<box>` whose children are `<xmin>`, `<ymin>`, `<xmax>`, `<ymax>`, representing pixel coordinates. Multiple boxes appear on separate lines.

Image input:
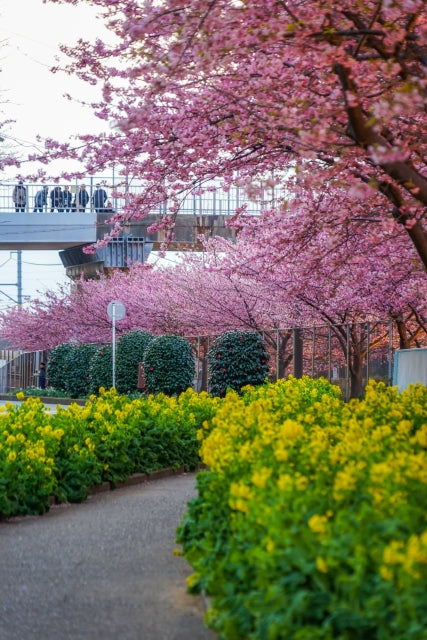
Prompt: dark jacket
<box><xmin>50</xmin><ymin>187</ymin><xmax>63</xmax><ymax>209</ymax></box>
<box><xmin>62</xmin><ymin>190</ymin><xmax>73</xmax><ymax>208</ymax></box>
<box><xmin>78</xmin><ymin>189</ymin><xmax>89</xmax><ymax>208</ymax></box>
<box><xmin>34</xmin><ymin>189</ymin><xmax>48</xmax><ymax>207</ymax></box>
<box><xmin>93</xmin><ymin>188</ymin><xmax>107</xmax><ymax>210</ymax></box>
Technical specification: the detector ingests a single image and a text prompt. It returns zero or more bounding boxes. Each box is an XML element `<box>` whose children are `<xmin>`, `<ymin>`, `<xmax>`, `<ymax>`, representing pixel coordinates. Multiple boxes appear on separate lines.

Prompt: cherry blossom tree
<box><xmin>39</xmin><ymin>0</ymin><xmax>427</xmax><ymax>270</ymax></box>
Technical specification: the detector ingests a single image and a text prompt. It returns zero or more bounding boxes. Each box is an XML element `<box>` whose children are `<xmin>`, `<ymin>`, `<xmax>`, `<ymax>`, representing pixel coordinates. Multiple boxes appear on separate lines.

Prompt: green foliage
<box><xmin>17</xmin><ymin>386</ymin><xmax>71</xmax><ymax>398</ymax></box>
<box><xmin>207</xmin><ymin>330</ymin><xmax>270</xmax><ymax>397</ymax></box>
<box><xmin>143</xmin><ymin>335</ymin><xmax>195</xmax><ymax>395</ymax></box>
<box><xmin>116</xmin><ymin>330</ymin><xmax>154</xmax><ymax>394</ymax></box>
<box><xmin>0</xmin><ymin>396</ymin><xmax>61</xmax><ymax>516</ymax></box>
<box><xmin>0</xmin><ymin>388</ymin><xmax>219</xmax><ymax>513</ymax></box>
<box><xmin>47</xmin><ymin>343</ymin><xmax>75</xmax><ymax>391</ymax></box>
<box><xmin>177</xmin><ymin>378</ymin><xmax>427</xmax><ymax>640</ymax></box>
<box><xmin>65</xmin><ymin>344</ymin><xmax>100</xmax><ymax>398</ymax></box>
<box><xmin>88</xmin><ymin>344</ymin><xmax>113</xmax><ymax>394</ymax></box>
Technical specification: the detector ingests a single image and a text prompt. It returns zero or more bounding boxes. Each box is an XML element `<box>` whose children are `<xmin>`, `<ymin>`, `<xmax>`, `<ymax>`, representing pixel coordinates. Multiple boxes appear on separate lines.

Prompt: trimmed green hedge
<box><xmin>207</xmin><ymin>330</ymin><xmax>270</xmax><ymax>396</ymax></box>
<box><xmin>143</xmin><ymin>335</ymin><xmax>195</xmax><ymax>395</ymax></box>
<box><xmin>116</xmin><ymin>330</ymin><xmax>154</xmax><ymax>394</ymax></box>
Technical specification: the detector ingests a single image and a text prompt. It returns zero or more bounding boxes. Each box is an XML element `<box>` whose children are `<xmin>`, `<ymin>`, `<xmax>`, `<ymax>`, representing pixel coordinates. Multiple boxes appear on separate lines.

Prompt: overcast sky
<box><xmin>0</xmin><ymin>0</ymin><xmax>108</xmax><ymax>309</ymax></box>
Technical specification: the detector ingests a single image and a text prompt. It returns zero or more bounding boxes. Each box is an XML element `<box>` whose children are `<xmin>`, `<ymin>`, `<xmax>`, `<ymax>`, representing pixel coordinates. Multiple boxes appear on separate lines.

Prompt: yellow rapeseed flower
<box><xmin>316</xmin><ymin>557</ymin><xmax>328</xmax><ymax>573</ymax></box>
<box><xmin>230</xmin><ymin>482</ymin><xmax>253</xmax><ymax>500</ymax></box>
<box><xmin>277</xmin><ymin>474</ymin><xmax>293</xmax><ymax>492</ymax></box>
<box><xmin>295</xmin><ymin>474</ymin><xmax>308</xmax><ymax>491</ymax></box>
<box><xmin>308</xmin><ymin>514</ymin><xmax>328</xmax><ymax>535</ymax></box>
<box><xmin>383</xmin><ymin>540</ymin><xmax>405</xmax><ymax>565</ymax></box>
<box><xmin>266</xmin><ymin>539</ymin><xmax>275</xmax><ymax>552</ymax></box>
<box><xmin>413</xmin><ymin>425</ymin><xmax>427</xmax><ymax>448</ymax></box>
<box><xmin>186</xmin><ymin>573</ymin><xmax>200</xmax><ymax>588</ymax></box>
<box><xmin>379</xmin><ymin>566</ymin><xmax>394</xmax><ymax>581</ymax></box>
<box><xmin>281</xmin><ymin>419</ymin><xmax>304</xmax><ymax>440</ymax></box>
<box><xmin>7</xmin><ymin>451</ymin><xmax>16</xmax><ymax>461</ymax></box>
<box><xmin>251</xmin><ymin>467</ymin><xmax>272</xmax><ymax>489</ymax></box>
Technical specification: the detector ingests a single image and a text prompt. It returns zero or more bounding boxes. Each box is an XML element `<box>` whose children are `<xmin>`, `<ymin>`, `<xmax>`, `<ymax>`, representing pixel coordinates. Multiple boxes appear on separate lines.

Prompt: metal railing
<box><xmin>0</xmin><ymin>349</ymin><xmax>48</xmax><ymax>394</ymax></box>
<box><xmin>188</xmin><ymin>320</ymin><xmax>426</xmax><ymax>400</ymax></box>
<box><xmin>0</xmin><ymin>177</ymin><xmax>283</xmax><ymax>216</ymax></box>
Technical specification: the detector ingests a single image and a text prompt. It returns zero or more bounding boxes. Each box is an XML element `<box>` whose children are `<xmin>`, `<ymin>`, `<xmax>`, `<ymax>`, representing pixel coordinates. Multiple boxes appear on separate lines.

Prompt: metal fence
<box><xmin>0</xmin><ymin>176</ymin><xmax>283</xmax><ymax>216</ymax></box>
<box><xmin>0</xmin><ymin>320</ymin><xmax>425</xmax><ymax>400</ymax></box>
<box><xmin>188</xmin><ymin>320</ymin><xmax>424</xmax><ymax>400</ymax></box>
<box><xmin>0</xmin><ymin>349</ymin><xmax>48</xmax><ymax>394</ymax></box>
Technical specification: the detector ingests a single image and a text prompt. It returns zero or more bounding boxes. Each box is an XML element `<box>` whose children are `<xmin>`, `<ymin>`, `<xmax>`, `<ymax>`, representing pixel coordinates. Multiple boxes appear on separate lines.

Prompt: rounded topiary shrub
<box><xmin>116</xmin><ymin>330</ymin><xmax>154</xmax><ymax>394</ymax></box>
<box><xmin>142</xmin><ymin>335</ymin><xmax>195</xmax><ymax>396</ymax></box>
<box><xmin>88</xmin><ymin>344</ymin><xmax>113</xmax><ymax>394</ymax></box>
<box><xmin>65</xmin><ymin>343</ymin><xmax>100</xmax><ymax>398</ymax></box>
<box><xmin>47</xmin><ymin>343</ymin><xmax>75</xmax><ymax>391</ymax></box>
<box><xmin>207</xmin><ymin>330</ymin><xmax>270</xmax><ymax>397</ymax></box>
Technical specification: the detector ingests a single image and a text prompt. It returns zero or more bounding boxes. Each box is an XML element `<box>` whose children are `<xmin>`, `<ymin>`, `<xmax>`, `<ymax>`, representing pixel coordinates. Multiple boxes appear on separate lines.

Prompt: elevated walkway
<box><xmin>0</xmin><ymin>176</ymin><xmax>247</xmax><ymax>276</ymax></box>
<box><xmin>0</xmin><ymin>211</ymin><xmax>236</xmax><ymax>251</ymax></box>
<box><xmin>0</xmin><ymin>212</ymin><xmax>97</xmax><ymax>250</ymax></box>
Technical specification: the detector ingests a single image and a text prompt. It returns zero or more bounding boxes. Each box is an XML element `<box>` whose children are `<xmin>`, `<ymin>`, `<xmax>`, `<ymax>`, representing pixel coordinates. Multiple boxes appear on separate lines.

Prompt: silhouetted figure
<box><xmin>12</xmin><ymin>181</ymin><xmax>27</xmax><ymax>212</ymax></box>
<box><xmin>34</xmin><ymin>186</ymin><xmax>49</xmax><ymax>212</ymax></box>
<box><xmin>50</xmin><ymin>186</ymin><xmax>63</xmax><ymax>212</ymax></box>
<box><xmin>62</xmin><ymin>186</ymin><xmax>72</xmax><ymax>212</ymax></box>
<box><xmin>38</xmin><ymin>362</ymin><xmax>46</xmax><ymax>390</ymax></box>
<box><xmin>92</xmin><ymin>184</ymin><xmax>108</xmax><ymax>212</ymax></box>
<box><xmin>77</xmin><ymin>184</ymin><xmax>89</xmax><ymax>212</ymax></box>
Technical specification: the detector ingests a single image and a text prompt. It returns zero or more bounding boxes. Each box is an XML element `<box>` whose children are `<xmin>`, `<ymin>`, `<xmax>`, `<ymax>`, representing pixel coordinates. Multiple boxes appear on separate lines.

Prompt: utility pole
<box><xmin>0</xmin><ymin>250</ymin><xmax>23</xmax><ymax>305</ymax></box>
<box><xmin>16</xmin><ymin>250</ymin><xmax>22</xmax><ymax>305</ymax></box>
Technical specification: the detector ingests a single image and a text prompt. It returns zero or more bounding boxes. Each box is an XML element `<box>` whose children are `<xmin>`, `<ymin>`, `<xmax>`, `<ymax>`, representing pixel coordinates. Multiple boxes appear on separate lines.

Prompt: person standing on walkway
<box><xmin>38</xmin><ymin>362</ymin><xmax>46</xmax><ymax>390</ymax></box>
<box><xmin>62</xmin><ymin>185</ymin><xmax>72</xmax><ymax>212</ymax></box>
<box><xmin>92</xmin><ymin>184</ymin><xmax>108</xmax><ymax>212</ymax></box>
<box><xmin>34</xmin><ymin>186</ymin><xmax>49</xmax><ymax>212</ymax></box>
<box><xmin>77</xmin><ymin>184</ymin><xmax>89</xmax><ymax>212</ymax></box>
<box><xmin>50</xmin><ymin>186</ymin><xmax>63</xmax><ymax>212</ymax></box>
<box><xmin>12</xmin><ymin>181</ymin><xmax>27</xmax><ymax>212</ymax></box>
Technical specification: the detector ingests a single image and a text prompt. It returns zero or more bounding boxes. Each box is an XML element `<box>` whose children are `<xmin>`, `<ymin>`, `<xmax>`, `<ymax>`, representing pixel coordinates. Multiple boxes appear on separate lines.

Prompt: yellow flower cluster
<box><xmin>196</xmin><ymin>376</ymin><xmax>427</xmax><ymax>600</ymax></box>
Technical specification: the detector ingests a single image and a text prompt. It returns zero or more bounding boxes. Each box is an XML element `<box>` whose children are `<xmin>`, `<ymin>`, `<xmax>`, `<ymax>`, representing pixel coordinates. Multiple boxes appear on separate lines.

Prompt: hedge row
<box><xmin>45</xmin><ymin>329</ymin><xmax>270</xmax><ymax>399</ymax></box>
<box><xmin>177</xmin><ymin>377</ymin><xmax>427</xmax><ymax>640</ymax></box>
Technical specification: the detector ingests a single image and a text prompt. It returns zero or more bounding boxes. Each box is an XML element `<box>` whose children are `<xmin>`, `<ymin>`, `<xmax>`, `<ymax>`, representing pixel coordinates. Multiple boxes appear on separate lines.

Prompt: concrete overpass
<box><xmin>0</xmin><ymin>210</ymin><xmax>236</xmax><ymax>278</ymax></box>
<box><xmin>0</xmin><ymin>211</ymin><xmax>235</xmax><ymax>250</ymax></box>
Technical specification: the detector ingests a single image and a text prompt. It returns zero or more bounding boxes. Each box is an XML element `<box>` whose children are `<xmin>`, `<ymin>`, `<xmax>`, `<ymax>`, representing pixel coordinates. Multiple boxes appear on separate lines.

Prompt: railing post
<box><xmin>293</xmin><ymin>328</ymin><xmax>303</xmax><ymax>378</ymax></box>
<box><xmin>346</xmin><ymin>324</ymin><xmax>350</xmax><ymax>401</ymax></box>
<box><xmin>388</xmin><ymin>320</ymin><xmax>394</xmax><ymax>385</ymax></box>
<box><xmin>366</xmin><ymin>322</ymin><xmax>370</xmax><ymax>384</ymax></box>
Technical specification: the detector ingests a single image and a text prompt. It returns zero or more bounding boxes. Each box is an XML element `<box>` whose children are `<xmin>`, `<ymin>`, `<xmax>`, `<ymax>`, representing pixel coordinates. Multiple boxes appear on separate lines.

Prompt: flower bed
<box><xmin>0</xmin><ymin>387</ymin><xmax>219</xmax><ymax>515</ymax></box>
<box><xmin>177</xmin><ymin>377</ymin><xmax>427</xmax><ymax>640</ymax></box>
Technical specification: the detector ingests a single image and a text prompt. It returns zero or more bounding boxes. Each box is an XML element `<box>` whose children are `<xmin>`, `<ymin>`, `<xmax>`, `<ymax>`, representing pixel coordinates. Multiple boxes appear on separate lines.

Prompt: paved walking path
<box><xmin>0</xmin><ymin>473</ymin><xmax>216</xmax><ymax>640</ymax></box>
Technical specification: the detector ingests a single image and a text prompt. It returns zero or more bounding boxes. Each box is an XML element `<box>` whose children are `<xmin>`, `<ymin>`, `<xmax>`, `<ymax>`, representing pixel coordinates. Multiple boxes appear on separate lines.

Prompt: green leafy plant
<box><xmin>47</xmin><ymin>343</ymin><xmax>75</xmax><ymax>391</ymax></box>
<box><xmin>88</xmin><ymin>344</ymin><xmax>113</xmax><ymax>394</ymax></box>
<box><xmin>116</xmin><ymin>330</ymin><xmax>154</xmax><ymax>394</ymax></box>
<box><xmin>65</xmin><ymin>344</ymin><xmax>100</xmax><ymax>398</ymax></box>
<box><xmin>178</xmin><ymin>378</ymin><xmax>427</xmax><ymax>640</ymax></box>
<box><xmin>0</xmin><ymin>396</ymin><xmax>61</xmax><ymax>515</ymax></box>
<box><xmin>17</xmin><ymin>386</ymin><xmax>72</xmax><ymax>398</ymax></box>
<box><xmin>207</xmin><ymin>330</ymin><xmax>270</xmax><ymax>397</ymax></box>
<box><xmin>143</xmin><ymin>335</ymin><xmax>195</xmax><ymax>395</ymax></box>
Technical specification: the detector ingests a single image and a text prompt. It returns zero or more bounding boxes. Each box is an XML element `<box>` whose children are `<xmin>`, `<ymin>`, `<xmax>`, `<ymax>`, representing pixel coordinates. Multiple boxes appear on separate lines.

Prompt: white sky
<box><xmin>0</xmin><ymin>0</ymin><xmax>109</xmax><ymax>309</ymax></box>
<box><xmin>0</xmin><ymin>0</ymin><xmax>183</xmax><ymax>311</ymax></box>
